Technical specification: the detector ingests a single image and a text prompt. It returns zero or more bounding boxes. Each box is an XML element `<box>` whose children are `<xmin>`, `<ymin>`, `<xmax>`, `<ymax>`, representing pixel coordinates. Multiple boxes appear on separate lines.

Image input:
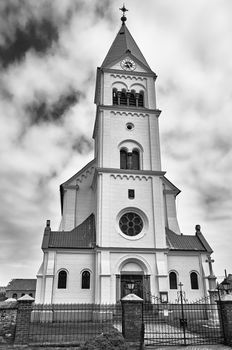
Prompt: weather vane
<box><xmin>119</xmin><ymin>4</ymin><xmax>128</xmax><ymax>24</ymax></box>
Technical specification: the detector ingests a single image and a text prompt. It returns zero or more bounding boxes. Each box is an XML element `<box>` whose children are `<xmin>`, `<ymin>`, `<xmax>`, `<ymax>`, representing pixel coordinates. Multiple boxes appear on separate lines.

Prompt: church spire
<box><xmin>101</xmin><ymin>7</ymin><xmax>151</xmax><ymax>70</ymax></box>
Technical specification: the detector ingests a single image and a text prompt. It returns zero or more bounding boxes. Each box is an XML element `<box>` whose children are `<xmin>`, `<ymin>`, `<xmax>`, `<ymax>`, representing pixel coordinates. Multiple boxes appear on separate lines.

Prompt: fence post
<box><xmin>217</xmin><ymin>295</ymin><xmax>232</xmax><ymax>346</ymax></box>
<box><xmin>121</xmin><ymin>293</ymin><xmax>144</xmax><ymax>350</ymax></box>
<box><xmin>14</xmin><ymin>294</ymin><xmax>34</xmax><ymax>345</ymax></box>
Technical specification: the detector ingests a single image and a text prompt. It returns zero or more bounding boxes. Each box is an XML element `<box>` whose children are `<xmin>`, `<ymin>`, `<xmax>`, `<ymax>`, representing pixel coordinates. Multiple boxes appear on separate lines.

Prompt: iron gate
<box><xmin>143</xmin><ymin>289</ymin><xmax>224</xmax><ymax>346</ymax></box>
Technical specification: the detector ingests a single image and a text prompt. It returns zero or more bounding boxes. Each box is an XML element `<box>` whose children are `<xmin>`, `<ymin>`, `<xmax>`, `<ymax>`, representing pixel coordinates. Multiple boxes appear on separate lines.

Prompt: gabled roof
<box><xmin>60</xmin><ymin>158</ymin><xmax>96</xmax><ymax>214</ymax></box>
<box><xmin>163</xmin><ymin>176</ymin><xmax>181</xmax><ymax>196</ymax></box>
<box><xmin>44</xmin><ymin>214</ymin><xmax>96</xmax><ymax>249</ymax></box>
<box><xmin>101</xmin><ymin>23</ymin><xmax>151</xmax><ymax>70</ymax></box>
<box><xmin>6</xmin><ymin>279</ymin><xmax>36</xmax><ymax>291</ymax></box>
<box><xmin>166</xmin><ymin>228</ymin><xmax>213</xmax><ymax>253</ymax></box>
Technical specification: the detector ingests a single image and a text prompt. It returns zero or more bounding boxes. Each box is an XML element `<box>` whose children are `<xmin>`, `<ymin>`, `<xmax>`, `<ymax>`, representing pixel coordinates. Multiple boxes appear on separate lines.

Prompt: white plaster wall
<box><xmin>61</xmin><ymin>167</ymin><xmax>96</xmax><ymax>231</ymax></box>
<box><xmin>52</xmin><ymin>251</ymin><xmax>95</xmax><ymax>303</ymax></box>
<box><xmin>62</xmin><ymin>189</ymin><xmax>76</xmax><ymax>231</ymax></box>
<box><xmin>98</xmin><ymin>110</ymin><xmax>161</xmax><ymax>171</ymax></box>
<box><xmin>166</xmin><ymin>193</ymin><xmax>181</xmax><ymax>234</ymax></box>
<box><xmin>167</xmin><ymin>254</ymin><xmax>205</xmax><ymax>302</ymax></box>
<box><xmin>97</xmin><ymin>173</ymin><xmax>167</xmax><ymax>249</ymax></box>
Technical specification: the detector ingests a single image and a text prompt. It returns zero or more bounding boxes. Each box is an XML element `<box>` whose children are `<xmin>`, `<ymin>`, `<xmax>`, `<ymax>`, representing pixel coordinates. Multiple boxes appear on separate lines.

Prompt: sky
<box><xmin>0</xmin><ymin>0</ymin><xmax>231</xmax><ymax>286</ymax></box>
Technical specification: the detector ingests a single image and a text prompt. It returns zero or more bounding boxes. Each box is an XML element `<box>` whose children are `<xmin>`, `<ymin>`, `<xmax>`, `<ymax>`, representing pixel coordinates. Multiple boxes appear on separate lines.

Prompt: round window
<box><xmin>126</xmin><ymin>123</ymin><xmax>134</xmax><ymax>130</ymax></box>
<box><xmin>119</xmin><ymin>212</ymin><xmax>143</xmax><ymax>236</ymax></box>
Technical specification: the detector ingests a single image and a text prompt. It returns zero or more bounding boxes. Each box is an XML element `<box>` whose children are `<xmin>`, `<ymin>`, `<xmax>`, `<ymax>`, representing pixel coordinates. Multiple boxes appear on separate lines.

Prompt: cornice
<box><xmin>99</xmin><ymin>67</ymin><xmax>157</xmax><ymax>80</ymax></box>
<box><xmin>96</xmin><ymin>167</ymin><xmax>166</xmax><ymax>177</ymax></box>
<box><xmin>91</xmin><ymin>167</ymin><xmax>166</xmax><ymax>188</ymax></box>
<box><xmin>94</xmin><ymin>246</ymin><xmax>169</xmax><ymax>253</ymax></box>
<box><xmin>163</xmin><ymin>189</ymin><xmax>179</xmax><ymax>195</ymax></box>
<box><xmin>62</xmin><ymin>185</ymin><xmax>79</xmax><ymax>190</ymax></box>
<box><xmin>97</xmin><ymin>104</ymin><xmax>162</xmax><ymax>116</ymax></box>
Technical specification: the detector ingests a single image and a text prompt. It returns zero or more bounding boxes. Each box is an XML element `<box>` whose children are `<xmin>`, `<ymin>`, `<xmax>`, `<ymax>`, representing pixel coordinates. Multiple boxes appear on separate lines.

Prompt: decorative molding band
<box><xmin>63</xmin><ymin>185</ymin><xmax>79</xmax><ymax>190</ymax></box>
<box><xmin>100</xmin><ymin>67</ymin><xmax>157</xmax><ymax>79</ymax></box>
<box><xmin>110</xmin><ymin>110</ymin><xmax>149</xmax><ymax>118</ymax></box>
<box><xmin>97</xmin><ymin>105</ymin><xmax>162</xmax><ymax>117</ymax></box>
<box><xmin>110</xmin><ymin>174</ymin><xmax>151</xmax><ymax>181</ymax></box>
<box><xmin>163</xmin><ymin>189</ymin><xmax>179</xmax><ymax>195</ymax></box>
<box><xmin>95</xmin><ymin>246</ymin><xmax>170</xmax><ymax>253</ymax></box>
<box><xmin>76</xmin><ymin>167</ymin><xmax>95</xmax><ymax>187</ymax></box>
<box><xmin>96</xmin><ymin>167</ymin><xmax>166</xmax><ymax>177</ymax></box>
<box><xmin>110</xmin><ymin>73</ymin><xmax>146</xmax><ymax>81</ymax></box>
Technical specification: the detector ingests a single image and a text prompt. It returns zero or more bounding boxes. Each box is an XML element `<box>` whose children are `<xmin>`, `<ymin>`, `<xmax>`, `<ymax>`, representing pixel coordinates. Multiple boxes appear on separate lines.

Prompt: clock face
<box><xmin>121</xmin><ymin>59</ymin><xmax>136</xmax><ymax>71</ymax></box>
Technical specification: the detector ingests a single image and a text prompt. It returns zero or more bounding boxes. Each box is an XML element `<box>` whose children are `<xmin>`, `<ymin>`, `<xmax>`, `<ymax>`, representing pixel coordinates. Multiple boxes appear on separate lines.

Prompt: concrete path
<box><xmin>146</xmin><ymin>346</ymin><xmax>231</xmax><ymax>350</ymax></box>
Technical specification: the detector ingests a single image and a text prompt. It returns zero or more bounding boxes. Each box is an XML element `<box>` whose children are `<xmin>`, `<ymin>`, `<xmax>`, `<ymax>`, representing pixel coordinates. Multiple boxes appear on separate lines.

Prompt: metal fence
<box><xmin>29</xmin><ymin>303</ymin><xmax>122</xmax><ymax>346</ymax></box>
<box><xmin>143</xmin><ymin>300</ymin><xmax>223</xmax><ymax>346</ymax></box>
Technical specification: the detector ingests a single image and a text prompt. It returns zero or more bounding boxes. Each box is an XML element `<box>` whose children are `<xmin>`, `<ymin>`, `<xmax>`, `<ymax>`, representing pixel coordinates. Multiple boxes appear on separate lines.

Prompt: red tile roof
<box><xmin>45</xmin><ymin>214</ymin><xmax>96</xmax><ymax>249</ymax></box>
<box><xmin>6</xmin><ymin>279</ymin><xmax>36</xmax><ymax>291</ymax></box>
<box><xmin>166</xmin><ymin>228</ymin><xmax>213</xmax><ymax>252</ymax></box>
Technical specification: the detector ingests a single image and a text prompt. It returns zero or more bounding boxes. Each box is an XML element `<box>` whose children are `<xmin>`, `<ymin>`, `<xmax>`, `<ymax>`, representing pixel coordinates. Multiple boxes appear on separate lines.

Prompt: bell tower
<box><xmin>93</xmin><ymin>7</ymin><xmax>171</xmax><ymax>303</ymax></box>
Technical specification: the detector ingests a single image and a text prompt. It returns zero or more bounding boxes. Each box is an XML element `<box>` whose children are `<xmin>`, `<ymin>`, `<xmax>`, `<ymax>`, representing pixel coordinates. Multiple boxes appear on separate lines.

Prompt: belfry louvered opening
<box><xmin>113</xmin><ymin>88</ymin><xmax>144</xmax><ymax>107</ymax></box>
<box><xmin>120</xmin><ymin>148</ymin><xmax>140</xmax><ymax>170</ymax></box>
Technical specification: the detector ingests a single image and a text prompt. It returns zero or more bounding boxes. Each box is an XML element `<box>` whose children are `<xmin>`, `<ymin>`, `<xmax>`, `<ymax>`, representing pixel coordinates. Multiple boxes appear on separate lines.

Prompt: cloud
<box><xmin>0</xmin><ymin>19</ymin><xmax>58</xmax><ymax>67</ymax></box>
<box><xmin>0</xmin><ymin>0</ymin><xmax>231</xmax><ymax>285</ymax></box>
<box><xmin>25</xmin><ymin>89</ymin><xmax>82</xmax><ymax>126</ymax></box>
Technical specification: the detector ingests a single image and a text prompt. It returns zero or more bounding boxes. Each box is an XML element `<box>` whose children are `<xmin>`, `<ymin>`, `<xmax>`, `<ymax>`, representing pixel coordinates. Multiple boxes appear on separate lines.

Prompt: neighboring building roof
<box><xmin>166</xmin><ymin>228</ymin><xmax>213</xmax><ymax>253</ymax></box>
<box><xmin>101</xmin><ymin>23</ymin><xmax>151</xmax><ymax>70</ymax></box>
<box><xmin>43</xmin><ymin>213</ymin><xmax>96</xmax><ymax>249</ymax></box>
<box><xmin>6</xmin><ymin>279</ymin><xmax>36</xmax><ymax>291</ymax></box>
<box><xmin>219</xmin><ymin>274</ymin><xmax>232</xmax><ymax>289</ymax></box>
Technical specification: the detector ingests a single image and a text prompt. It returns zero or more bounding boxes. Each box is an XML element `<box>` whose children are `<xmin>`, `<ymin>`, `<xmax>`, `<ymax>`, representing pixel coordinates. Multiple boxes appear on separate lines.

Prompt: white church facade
<box><xmin>35</xmin><ymin>12</ymin><xmax>214</xmax><ymax>304</ymax></box>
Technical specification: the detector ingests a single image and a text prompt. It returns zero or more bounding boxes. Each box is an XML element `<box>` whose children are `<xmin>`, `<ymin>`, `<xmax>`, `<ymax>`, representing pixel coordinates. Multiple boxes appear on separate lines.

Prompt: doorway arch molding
<box><xmin>114</xmin><ymin>255</ymin><xmax>152</xmax><ymax>275</ymax></box>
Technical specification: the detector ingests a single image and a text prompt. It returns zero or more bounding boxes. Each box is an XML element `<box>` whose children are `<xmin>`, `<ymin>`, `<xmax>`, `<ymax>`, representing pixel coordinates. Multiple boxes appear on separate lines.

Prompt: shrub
<box><xmin>80</xmin><ymin>329</ymin><xmax>129</xmax><ymax>350</ymax></box>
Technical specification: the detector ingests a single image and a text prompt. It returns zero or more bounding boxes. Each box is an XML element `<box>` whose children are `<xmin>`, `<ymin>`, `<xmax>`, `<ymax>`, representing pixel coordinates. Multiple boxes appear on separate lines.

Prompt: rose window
<box><xmin>119</xmin><ymin>212</ymin><xmax>143</xmax><ymax>236</ymax></box>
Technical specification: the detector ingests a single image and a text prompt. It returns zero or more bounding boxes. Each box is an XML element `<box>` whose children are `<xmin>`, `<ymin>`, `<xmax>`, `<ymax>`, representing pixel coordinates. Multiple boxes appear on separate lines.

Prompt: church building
<box><xmin>35</xmin><ymin>9</ymin><xmax>215</xmax><ymax>304</ymax></box>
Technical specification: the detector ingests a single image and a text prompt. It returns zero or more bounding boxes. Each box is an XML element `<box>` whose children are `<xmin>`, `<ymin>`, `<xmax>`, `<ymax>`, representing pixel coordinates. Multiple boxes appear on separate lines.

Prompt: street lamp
<box><xmin>127</xmin><ymin>282</ymin><xmax>135</xmax><ymax>294</ymax></box>
<box><xmin>221</xmin><ymin>278</ymin><xmax>230</xmax><ymax>295</ymax></box>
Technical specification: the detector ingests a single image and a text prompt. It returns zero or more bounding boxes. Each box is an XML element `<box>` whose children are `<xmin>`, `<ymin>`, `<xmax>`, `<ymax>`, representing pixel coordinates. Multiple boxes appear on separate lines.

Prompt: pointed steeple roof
<box><xmin>101</xmin><ymin>23</ymin><xmax>151</xmax><ymax>70</ymax></box>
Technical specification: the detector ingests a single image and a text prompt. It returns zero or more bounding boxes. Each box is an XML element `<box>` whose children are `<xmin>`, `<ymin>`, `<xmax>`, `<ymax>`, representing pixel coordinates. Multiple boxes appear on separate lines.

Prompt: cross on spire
<box><xmin>119</xmin><ymin>4</ymin><xmax>128</xmax><ymax>24</ymax></box>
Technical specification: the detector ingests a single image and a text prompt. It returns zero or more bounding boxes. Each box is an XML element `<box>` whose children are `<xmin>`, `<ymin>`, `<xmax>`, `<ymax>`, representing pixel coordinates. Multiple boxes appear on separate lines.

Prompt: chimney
<box><xmin>42</xmin><ymin>219</ymin><xmax>51</xmax><ymax>249</ymax></box>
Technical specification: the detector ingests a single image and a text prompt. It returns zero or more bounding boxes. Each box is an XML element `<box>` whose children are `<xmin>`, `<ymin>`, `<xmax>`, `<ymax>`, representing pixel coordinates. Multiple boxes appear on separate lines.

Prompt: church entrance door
<box><xmin>120</xmin><ymin>274</ymin><xmax>143</xmax><ymax>298</ymax></box>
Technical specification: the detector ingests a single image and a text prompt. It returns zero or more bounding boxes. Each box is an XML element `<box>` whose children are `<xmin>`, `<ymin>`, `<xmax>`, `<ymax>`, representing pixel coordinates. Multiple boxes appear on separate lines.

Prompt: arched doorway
<box><xmin>116</xmin><ymin>260</ymin><xmax>150</xmax><ymax>300</ymax></box>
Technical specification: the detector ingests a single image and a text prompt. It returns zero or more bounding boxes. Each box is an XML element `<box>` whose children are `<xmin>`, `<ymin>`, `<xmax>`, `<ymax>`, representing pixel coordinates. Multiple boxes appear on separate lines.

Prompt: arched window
<box><xmin>82</xmin><ymin>271</ymin><xmax>90</xmax><ymax>289</ymax></box>
<box><xmin>138</xmin><ymin>91</ymin><xmax>144</xmax><ymax>107</ymax></box>
<box><xmin>58</xmin><ymin>270</ymin><xmax>67</xmax><ymax>289</ymax></box>
<box><xmin>129</xmin><ymin>90</ymin><xmax>136</xmax><ymax>106</ymax></box>
<box><xmin>190</xmin><ymin>272</ymin><xmax>199</xmax><ymax>289</ymax></box>
<box><xmin>113</xmin><ymin>88</ymin><xmax>118</xmax><ymax>105</ymax></box>
<box><xmin>21</xmin><ymin>293</ymin><xmax>25</xmax><ymax>297</ymax></box>
<box><xmin>120</xmin><ymin>89</ymin><xmax>127</xmax><ymax>105</ymax></box>
<box><xmin>12</xmin><ymin>293</ymin><xmax>17</xmax><ymax>299</ymax></box>
<box><xmin>120</xmin><ymin>148</ymin><xmax>140</xmax><ymax>170</ymax></box>
<box><xmin>120</xmin><ymin>149</ymin><xmax>127</xmax><ymax>169</ymax></box>
<box><xmin>169</xmin><ymin>272</ymin><xmax>177</xmax><ymax>289</ymax></box>
<box><xmin>132</xmin><ymin>149</ymin><xmax>140</xmax><ymax>170</ymax></box>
